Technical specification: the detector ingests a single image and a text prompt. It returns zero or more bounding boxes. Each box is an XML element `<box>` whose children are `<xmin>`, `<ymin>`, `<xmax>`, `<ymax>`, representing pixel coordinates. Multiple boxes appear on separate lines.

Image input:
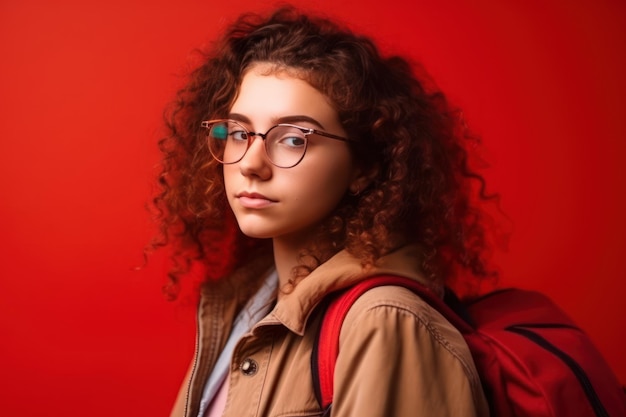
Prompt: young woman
<box><xmin>154</xmin><ymin>7</ymin><xmax>495</xmax><ymax>417</ymax></box>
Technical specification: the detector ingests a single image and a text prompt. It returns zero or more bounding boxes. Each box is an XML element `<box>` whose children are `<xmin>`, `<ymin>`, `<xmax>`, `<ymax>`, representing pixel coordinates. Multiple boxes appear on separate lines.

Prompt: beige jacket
<box><xmin>170</xmin><ymin>246</ymin><xmax>489</xmax><ymax>417</ymax></box>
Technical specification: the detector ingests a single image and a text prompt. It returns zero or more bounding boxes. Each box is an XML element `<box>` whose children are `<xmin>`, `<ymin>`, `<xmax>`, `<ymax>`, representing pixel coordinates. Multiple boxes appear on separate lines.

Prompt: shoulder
<box><xmin>341</xmin><ymin>284</ymin><xmax>483</xmax><ymax>389</ymax></box>
<box><xmin>330</xmin><ymin>284</ymin><xmax>489</xmax><ymax>416</ymax></box>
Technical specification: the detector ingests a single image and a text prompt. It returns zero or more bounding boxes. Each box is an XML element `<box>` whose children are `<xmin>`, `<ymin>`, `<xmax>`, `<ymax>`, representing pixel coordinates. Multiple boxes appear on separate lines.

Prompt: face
<box><xmin>223</xmin><ymin>65</ymin><xmax>358</xmax><ymax>244</ymax></box>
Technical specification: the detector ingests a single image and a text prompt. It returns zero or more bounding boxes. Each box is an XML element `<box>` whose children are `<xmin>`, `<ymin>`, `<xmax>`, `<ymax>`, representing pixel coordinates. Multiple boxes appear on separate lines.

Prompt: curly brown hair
<box><xmin>149</xmin><ymin>6</ymin><xmax>499</xmax><ymax>299</ymax></box>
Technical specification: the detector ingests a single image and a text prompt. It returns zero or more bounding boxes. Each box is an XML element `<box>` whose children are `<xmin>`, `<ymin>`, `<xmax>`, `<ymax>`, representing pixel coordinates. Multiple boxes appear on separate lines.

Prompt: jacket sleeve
<box><xmin>330</xmin><ymin>286</ymin><xmax>489</xmax><ymax>417</ymax></box>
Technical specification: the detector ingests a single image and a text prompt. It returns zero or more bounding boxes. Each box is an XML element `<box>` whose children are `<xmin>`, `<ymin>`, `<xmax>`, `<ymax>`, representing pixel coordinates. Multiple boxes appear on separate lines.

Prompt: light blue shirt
<box><xmin>197</xmin><ymin>270</ymin><xmax>278</xmax><ymax>417</ymax></box>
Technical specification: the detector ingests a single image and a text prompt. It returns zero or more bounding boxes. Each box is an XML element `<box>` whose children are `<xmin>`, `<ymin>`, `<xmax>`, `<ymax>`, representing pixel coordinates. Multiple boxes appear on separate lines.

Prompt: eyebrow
<box><xmin>228</xmin><ymin>113</ymin><xmax>326</xmax><ymax>130</ymax></box>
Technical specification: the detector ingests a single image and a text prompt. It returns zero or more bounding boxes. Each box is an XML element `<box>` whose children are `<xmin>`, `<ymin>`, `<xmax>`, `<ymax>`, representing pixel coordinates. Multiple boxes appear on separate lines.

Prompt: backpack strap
<box><xmin>311</xmin><ymin>275</ymin><xmax>473</xmax><ymax>412</ymax></box>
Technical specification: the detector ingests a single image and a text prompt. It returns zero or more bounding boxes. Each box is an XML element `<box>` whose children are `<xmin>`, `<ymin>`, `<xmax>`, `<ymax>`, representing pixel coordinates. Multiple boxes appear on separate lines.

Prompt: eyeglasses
<box><xmin>201</xmin><ymin>119</ymin><xmax>352</xmax><ymax>168</ymax></box>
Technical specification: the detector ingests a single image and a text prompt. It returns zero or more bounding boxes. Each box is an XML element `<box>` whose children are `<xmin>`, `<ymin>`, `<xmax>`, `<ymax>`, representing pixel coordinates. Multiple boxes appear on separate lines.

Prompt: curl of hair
<box><xmin>148</xmin><ymin>6</ymin><xmax>500</xmax><ymax>299</ymax></box>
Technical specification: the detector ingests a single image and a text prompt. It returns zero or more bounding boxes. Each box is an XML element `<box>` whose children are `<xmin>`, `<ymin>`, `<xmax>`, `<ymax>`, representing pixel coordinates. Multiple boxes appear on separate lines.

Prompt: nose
<box><xmin>238</xmin><ymin>136</ymin><xmax>272</xmax><ymax>179</ymax></box>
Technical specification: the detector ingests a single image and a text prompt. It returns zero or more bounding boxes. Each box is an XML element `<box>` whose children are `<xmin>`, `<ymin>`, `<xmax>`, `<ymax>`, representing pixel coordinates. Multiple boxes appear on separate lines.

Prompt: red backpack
<box><xmin>312</xmin><ymin>275</ymin><xmax>626</xmax><ymax>417</ymax></box>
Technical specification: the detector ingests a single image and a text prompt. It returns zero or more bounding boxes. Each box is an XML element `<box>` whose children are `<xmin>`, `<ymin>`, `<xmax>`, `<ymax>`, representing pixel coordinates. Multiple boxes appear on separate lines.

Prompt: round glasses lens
<box><xmin>207</xmin><ymin>121</ymin><xmax>248</xmax><ymax>163</ymax></box>
<box><xmin>266</xmin><ymin>126</ymin><xmax>307</xmax><ymax>168</ymax></box>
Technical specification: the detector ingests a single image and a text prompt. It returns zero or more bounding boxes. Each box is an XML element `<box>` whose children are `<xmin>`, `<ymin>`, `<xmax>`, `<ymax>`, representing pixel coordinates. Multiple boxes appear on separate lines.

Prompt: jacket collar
<box><xmin>266</xmin><ymin>245</ymin><xmax>437</xmax><ymax>335</ymax></box>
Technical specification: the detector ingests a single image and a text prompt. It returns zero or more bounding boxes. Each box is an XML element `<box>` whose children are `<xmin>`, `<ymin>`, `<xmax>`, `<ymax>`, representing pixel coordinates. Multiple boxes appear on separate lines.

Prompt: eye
<box><xmin>230</xmin><ymin>130</ymin><xmax>249</xmax><ymax>141</ymax></box>
<box><xmin>278</xmin><ymin>135</ymin><xmax>306</xmax><ymax>147</ymax></box>
<box><xmin>273</xmin><ymin>127</ymin><xmax>307</xmax><ymax>148</ymax></box>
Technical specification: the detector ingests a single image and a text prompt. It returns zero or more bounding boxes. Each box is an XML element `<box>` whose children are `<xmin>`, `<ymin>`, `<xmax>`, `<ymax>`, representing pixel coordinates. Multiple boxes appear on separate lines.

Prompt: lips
<box><xmin>236</xmin><ymin>191</ymin><xmax>277</xmax><ymax>209</ymax></box>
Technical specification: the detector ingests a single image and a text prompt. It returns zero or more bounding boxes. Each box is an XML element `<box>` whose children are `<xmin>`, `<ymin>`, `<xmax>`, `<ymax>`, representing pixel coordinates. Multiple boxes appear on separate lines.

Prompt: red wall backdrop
<box><xmin>1</xmin><ymin>0</ymin><xmax>625</xmax><ymax>415</ymax></box>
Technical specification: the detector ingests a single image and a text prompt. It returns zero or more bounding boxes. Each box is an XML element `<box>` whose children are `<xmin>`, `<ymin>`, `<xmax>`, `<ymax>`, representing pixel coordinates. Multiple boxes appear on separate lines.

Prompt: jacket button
<box><xmin>240</xmin><ymin>358</ymin><xmax>258</xmax><ymax>376</ymax></box>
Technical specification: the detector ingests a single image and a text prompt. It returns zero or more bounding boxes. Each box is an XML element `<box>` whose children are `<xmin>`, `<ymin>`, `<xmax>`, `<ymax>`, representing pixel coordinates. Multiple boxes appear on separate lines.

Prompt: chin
<box><xmin>237</xmin><ymin>225</ymin><xmax>276</xmax><ymax>239</ymax></box>
<box><xmin>240</xmin><ymin>231</ymin><xmax>273</xmax><ymax>239</ymax></box>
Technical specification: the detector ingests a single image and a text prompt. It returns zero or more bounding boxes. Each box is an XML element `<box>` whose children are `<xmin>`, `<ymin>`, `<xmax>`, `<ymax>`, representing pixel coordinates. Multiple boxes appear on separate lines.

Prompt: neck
<box><xmin>272</xmin><ymin>237</ymin><xmax>302</xmax><ymax>289</ymax></box>
<box><xmin>272</xmin><ymin>227</ymin><xmax>325</xmax><ymax>289</ymax></box>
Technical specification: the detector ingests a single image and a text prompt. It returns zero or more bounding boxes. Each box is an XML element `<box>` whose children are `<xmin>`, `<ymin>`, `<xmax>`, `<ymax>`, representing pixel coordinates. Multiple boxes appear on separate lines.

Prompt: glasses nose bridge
<box><xmin>248</xmin><ymin>130</ymin><xmax>269</xmax><ymax>142</ymax></box>
<box><xmin>243</xmin><ymin>130</ymin><xmax>272</xmax><ymax>163</ymax></box>
<box><xmin>247</xmin><ymin>128</ymin><xmax>275</xmax><ymax>156</ymax></box>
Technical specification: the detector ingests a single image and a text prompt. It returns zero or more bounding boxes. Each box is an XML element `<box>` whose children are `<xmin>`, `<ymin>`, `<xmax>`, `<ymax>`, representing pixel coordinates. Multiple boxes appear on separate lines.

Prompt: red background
<box><xmin>1</xmin><ymin>0</ymin><xmax>625</xmax><ymax>415</ymax></box>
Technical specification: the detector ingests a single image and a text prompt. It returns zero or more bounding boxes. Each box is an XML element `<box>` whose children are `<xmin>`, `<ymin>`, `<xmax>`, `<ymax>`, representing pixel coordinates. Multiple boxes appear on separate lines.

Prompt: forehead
<box><xmin>230</xmin><ymin>65</ymin><xmax>339</xmax><ymax>128</ymax></box>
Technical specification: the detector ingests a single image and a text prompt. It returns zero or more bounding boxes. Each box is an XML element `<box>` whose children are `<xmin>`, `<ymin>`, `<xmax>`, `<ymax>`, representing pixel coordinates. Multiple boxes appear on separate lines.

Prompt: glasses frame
<box><xmin>201</xmin><ymin>119</ymin><xmax>353</xmax><ymax>168</ymax></box>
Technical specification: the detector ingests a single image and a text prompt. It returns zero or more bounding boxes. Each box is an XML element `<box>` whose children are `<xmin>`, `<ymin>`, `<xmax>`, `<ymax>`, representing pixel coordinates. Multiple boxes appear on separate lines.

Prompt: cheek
<box><xmin>222</xmin><ymin>166</ymin><xmax>237</xmax><ymax>204</ymax></box>
<box><xmin>288</xmin><ymin>161</ymin><xmax>353</xmax><ymax>211</ymax></box>
<box><xmin>223</xmin><ymin>165</ymin><xmax>235</xmax><ymax>189</ymax></box>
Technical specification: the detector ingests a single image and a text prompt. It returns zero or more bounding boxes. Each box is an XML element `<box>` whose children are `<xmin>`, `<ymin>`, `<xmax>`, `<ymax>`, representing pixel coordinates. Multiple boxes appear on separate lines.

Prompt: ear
<box><xmin>349</xmin><ymin>163</ymin><xmax>380</xmax><ymax>195</ymax></box>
